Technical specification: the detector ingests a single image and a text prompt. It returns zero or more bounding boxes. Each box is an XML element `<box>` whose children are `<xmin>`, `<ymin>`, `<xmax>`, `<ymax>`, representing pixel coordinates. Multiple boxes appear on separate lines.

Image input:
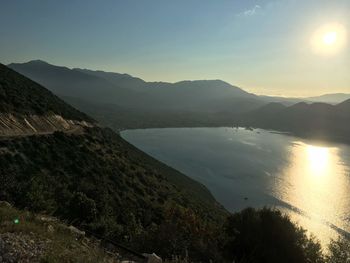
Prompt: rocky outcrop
<box><xmin>0</xmin><ymin>113</ymin><xmax>93</xmax><ymax>137</ymax></box>
<box><xmin>142</xmin><ymin>253</ymin><xmax>162</xmax><ymax>263</ymax></box>
<box><xmin>0</xmin><ymin>232</ymin><xmax>50</xmax><ymax>263</ymax></box>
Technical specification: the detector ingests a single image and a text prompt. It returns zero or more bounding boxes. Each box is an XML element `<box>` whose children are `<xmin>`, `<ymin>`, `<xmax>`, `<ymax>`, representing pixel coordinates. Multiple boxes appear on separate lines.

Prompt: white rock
<box><xmin>142</xmin><ymin>253</ymin><xmax>162</xmax><ymax>263</ymax></box>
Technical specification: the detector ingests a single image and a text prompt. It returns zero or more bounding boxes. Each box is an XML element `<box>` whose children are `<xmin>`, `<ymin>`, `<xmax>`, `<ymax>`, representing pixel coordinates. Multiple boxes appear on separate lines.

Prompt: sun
<box><xmin>310</xmin><ymin>23</ymin><xmax>347</xmax><ymax>55</ymax></box>
<box><xmin>322</xmin><ymin>31</ymin><xmax>337</xmax><ymax>45</ymax></box>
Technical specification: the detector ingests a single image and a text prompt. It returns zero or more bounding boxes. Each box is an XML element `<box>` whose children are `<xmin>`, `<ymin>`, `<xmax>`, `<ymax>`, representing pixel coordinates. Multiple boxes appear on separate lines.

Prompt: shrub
<box><xmin>326</xmin><ymin>237</ymin><xmax>350</xmax><ymax>263</ymax></box>
<box><xmin>222</xmin><ymin>207</ymin><xmax>324</xmax><ymax>263</ymax></box>
<box><xmin>68</xmin><ymin>192</ymin><xmax>97</xmax><ymax>223</ymax></box>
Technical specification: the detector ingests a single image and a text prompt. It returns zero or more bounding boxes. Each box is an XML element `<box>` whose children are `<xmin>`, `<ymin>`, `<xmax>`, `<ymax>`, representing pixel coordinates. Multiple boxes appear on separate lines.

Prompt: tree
<box><xmin>222</xmin><ymin>207</ymin><xmax>324</xmax><ymax>263</ymax></box>
<box><xmin>326</xmin><ymin>237</ymin><xmax>350</xmax><ymax>263</ymax></box>
<box><xmin>68</xmin><ymin>192</ymin><xmax>97</xmax><ymax>223</ymax></box>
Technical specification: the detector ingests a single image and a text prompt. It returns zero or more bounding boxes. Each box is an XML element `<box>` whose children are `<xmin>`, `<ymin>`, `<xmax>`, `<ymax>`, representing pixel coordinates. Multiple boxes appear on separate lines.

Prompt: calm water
<box><xmin>121</xmin><ymin>127</ymin><xmax>350</xmax><ymax>246</ymax></box>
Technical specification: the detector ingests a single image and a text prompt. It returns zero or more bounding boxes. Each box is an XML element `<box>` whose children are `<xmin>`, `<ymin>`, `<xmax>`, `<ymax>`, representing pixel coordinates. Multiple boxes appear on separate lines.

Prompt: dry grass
<box><xmin>0</xmin><ymin>203</ymin><xmax>118</xmax><ymax>263</ymax></box>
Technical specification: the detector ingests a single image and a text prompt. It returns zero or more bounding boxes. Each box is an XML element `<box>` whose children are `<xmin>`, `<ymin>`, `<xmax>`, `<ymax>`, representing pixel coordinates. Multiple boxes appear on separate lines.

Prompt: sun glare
<box><xmin>311</xmin><ymin>23</ymin><xmax>347</xmax><ymax>55</ymax></box>
<box><xmin>307</xmin><ymin>145</ymin><xmax>329</xmax><ymax>175</ymax></box>
<box><xmin>323</xmin><ymin>31</ymin><xmax>337</xmax><ymax>45</ymax></box>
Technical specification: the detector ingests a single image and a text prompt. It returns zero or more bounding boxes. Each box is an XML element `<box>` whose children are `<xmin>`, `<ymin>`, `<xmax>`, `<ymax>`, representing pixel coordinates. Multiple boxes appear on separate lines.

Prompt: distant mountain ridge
<box><xmin>306</xmin><ymin>93</ymin><xmax>350</xmax><ymax>104</ymax></box>
<box><xmin>74</xmin><ymin>68</ymin><xmax>147</xmax><ymax>91</ymax></box>
<box><xmin>239</xmin><ymin>99</ymin><xmax>350</xmax><ymax>143</ymax></box>
<box><xmin>8</xmin><ymin>60</ymin><xmax>138</xmax><ymax>105</ymax></box>
<box><xmin>8</xmin><ymin>60</ymin><xmax>349</xmax><ymax>137</ymax></box>
<box><xmin>8</xmin><ymin>60</ymin><xmax>262</xmax><ymax>112</ymax></box>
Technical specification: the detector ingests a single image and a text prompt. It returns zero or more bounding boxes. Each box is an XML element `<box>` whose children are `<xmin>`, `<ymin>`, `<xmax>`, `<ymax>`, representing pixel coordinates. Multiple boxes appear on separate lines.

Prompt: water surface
<box><xmin>121</xmin><ymin>127</ymin><xmax>350</xmax><ymax>246</ymax></box>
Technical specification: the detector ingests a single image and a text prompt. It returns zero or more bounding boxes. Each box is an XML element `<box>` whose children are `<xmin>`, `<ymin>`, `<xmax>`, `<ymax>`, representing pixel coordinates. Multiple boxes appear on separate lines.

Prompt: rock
<box><xmin>67</xmin><ymin>225</ymin><xmax>85</xmax><ymax>237</ymax></box>
<box><xmin>0</xmin><ymin>233</ymin><xmax>49</xmax><ymax>262</ymax></box>
<box><xmin>37</xmin><ymin>215</ymin><xmax>57</xmax><ymax>222</ymax></box>
<box><xmin>0</xmin><ymin>237</ymin><xmax>5</xmax><ymax>250</ymax></box>
<box><xmin>2</xmin><ymin>252</ymin><xmax>16</xmax><ymax>263</ymax></box>
<box><xmin>142</xmin><ymin>253</ymin><xmax>162</xmax><ymax>263</ymax></box>
<box><xmin>47</xmin><ymin>225</ymin><xmax>54</xmax><ymax>233</ymax></box>
<box><xmin>0</xmin><ymin>201</ymin><xmax>11</xmax><ymax>208</ymax></box>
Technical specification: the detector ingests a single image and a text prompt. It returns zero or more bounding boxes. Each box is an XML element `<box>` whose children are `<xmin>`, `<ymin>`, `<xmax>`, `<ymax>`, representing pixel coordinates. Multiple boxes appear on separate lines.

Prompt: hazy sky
<box><xmin>0</xmin><ymin>0</ymin><xmax>349</xmax><ymax>96</ymax></box>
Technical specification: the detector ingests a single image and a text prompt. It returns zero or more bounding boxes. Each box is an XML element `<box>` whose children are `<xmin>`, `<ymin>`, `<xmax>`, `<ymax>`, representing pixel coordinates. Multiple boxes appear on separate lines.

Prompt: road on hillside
<box><xmin>0</xmin><ymin>125</ymin><xmax>86</xmax><ymax>140</ymax></box>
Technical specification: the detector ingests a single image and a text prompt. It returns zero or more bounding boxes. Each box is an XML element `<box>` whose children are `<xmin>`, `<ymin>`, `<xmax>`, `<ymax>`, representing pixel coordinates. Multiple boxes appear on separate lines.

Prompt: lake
<box><xmin>121</xmin><ymin>127</ymin><xmax>350</xmax><ymax>247</ymax></box>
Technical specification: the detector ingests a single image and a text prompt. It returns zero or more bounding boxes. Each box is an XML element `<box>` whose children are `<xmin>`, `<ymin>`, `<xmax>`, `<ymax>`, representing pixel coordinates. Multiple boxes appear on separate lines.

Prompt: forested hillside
<box><xmin>0</xmin><ymin>63</ymin><xmax>226</xmax><ymax>261</ymax></box>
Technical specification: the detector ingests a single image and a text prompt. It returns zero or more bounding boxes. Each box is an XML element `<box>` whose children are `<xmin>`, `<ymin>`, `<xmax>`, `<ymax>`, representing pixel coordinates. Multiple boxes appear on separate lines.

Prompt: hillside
<box><xmin>0</xmin><ymin>201</ymin><xmax>140</xmax><ymax>262</ymax></box>
<box><xmin>0</xmin><ymin>63</ymin><xmax>94</xmax><ymax>136</ymax></box>
<box><xmin>0</xmin><ymin>63</ymin><xmax>92</xmax><ymax>122</ymax></box>
<box><xmin>238</xmin><ymin>100</ymin><xmax>350</xmax><ymax>143</ymax></box>
<box><xmin>0</xmin><ymin>63</ymin><xmax>227</xmax><ymax>261</ymax></box>
<box><xmin>7</xmin><ymin>60</ymin><xmax>137</xmax><ymax>105</ymax></box>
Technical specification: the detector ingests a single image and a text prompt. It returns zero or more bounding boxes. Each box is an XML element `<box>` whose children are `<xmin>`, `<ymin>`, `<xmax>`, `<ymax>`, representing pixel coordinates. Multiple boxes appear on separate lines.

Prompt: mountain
<box><xmin>9</xmin><ymin>60</ymin><xmax>259</xmax><ymax>111</ymax></box>
<box><xmin>143</xmin><ymin>80</ymin><xmax>263</xmax><ymax>112</ymax></box>
<box><xmin>305</xmin><ymin>93</ymin><xmax>350</xmax><ymax>104</ymax></box>
<box><xmin>336</xmin><ymin>98</ymin><xmax>350</xmax><ymax>112</ymax></box>
<box><xmin>238</xmin><ymin>100</ymin><xmax>350</xmax><ymax>143</ymax></box>
<box><xmin>0</xmin><ymin>63</ymin><xmax>94</xmax><ymax>136</ymax></box>
<box><xmin>9</xmin><ymin>60</ymin><xmax>349</xmax><ymax>143</ymax></box>
<box><xmin>8</xmin><ymin>60</ymin><xmax>138</xmax><ymax>105</ymax></box>
<box><xmin>72</xmin><ymin>67</ymin><xmax>257</xmax><ymax>107</ymax></box>
<box><xmin>259</xmin><ymin>95</ymin><xmax>305</xmax><ymax>106</ymax></box>
<box><xmin>77</xmin><ymin>67</ymin><xmax>305</xmax><ymax>108</ymax></box>
<box><xmin>8</xmin><ymin>60</ymin><xmax>267</xmax><ymax>129</ymax></box>
<box><xmin>0</xmin><ymin>63</ymin><xmax>91</xmax><ymax>121</ymax></box>
<box><xmin>74</xmin><ymin>68</ymin><xmax>147</xmax><ymax>91</ymax></box>
<box><xmin>0</xmin><ymin>63</ymin><xmax>227</xmax><ymax>261</ymax></box>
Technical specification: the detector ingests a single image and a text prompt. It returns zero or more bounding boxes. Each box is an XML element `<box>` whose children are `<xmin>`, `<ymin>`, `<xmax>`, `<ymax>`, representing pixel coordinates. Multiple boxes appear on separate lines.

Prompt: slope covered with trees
<box><xmin>0</xmin><ymin>63</ymin><xmax>92</xmax><ymax>122</ymax></box>
<box><xmin>0</xmin><ymin>127</ymin><xmax>227</xmax><ymax>260</ymax></box>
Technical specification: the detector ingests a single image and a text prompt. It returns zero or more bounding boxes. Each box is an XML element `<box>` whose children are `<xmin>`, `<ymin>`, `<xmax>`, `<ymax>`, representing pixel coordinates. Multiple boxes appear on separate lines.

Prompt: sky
<box><xmin>0</xmin><ymin>0</ymin><xmax>349</xmax><ymax>97</ymax></box>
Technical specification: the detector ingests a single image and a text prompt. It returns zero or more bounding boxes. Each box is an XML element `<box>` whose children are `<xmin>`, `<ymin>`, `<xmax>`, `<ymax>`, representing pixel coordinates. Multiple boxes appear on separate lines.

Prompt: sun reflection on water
<box><xmin>274</xmin><ymin>141</ymin><xmax>350</xmax><ymax>247</ymax></box>
<box><xmin>307</xmin><ymin>145</ymin><xmax>329</xmax><ymax>176</ymax></box>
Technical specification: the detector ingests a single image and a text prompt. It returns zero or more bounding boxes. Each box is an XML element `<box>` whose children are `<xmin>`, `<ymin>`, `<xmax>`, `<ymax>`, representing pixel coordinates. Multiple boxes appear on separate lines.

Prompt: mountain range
<box><xmin>6</xmin><ymin>60</ymin><xmax>292</xmax><ymax>129</ymax></box>
<box><xmin>9</xmin><ymin>60</ymin><xmax>260</xmax><ymax>111</ymax></box>
<box><xmin>237</xmin><ymin>100</ymin><xmax>350</xmax><ymax>143</ymax></box>
<box><xmin>306</xmin><ymin>93</ymin><xmax>350</xmax><ymax>104</ymax></box>
<box><xmin>8</xmin><ymin>60</ymin><xmax>350</xmax><ymax>143</ymax></box>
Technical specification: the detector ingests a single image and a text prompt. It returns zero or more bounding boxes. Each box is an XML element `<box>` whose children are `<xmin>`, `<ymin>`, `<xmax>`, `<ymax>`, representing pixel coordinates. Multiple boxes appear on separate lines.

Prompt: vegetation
<box><xmin>2</xmin><ymin>202</ymin><xmax>348</xmax><ymax>262</ymax></box>
<box><xmin>0</xmin><ymin>127</ymin><xmax>226</xmax><ymax>261</ymax></box>
<box><xmin>326</xmin><ymin>237</ymin><xmax>350</xmax><ymax>263</ymax></box>
<box><xmin>0</xmin><ymin>63</ymin><xmax>92</xmax><ymax>122</ymax></box>
<box><xmin>0</xmin><ymin>203</ymin><xmax>118</xmax><ymax>262</ymax></box>
<box><xmin>221</xmin><ymin>208</ymin><xmax>324</xmax><ymax>263</ymax></box>
<box><xmin>1</xmin><ymin>63</ymin><xmax>349</xmax><ymax>262</ymax></box>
